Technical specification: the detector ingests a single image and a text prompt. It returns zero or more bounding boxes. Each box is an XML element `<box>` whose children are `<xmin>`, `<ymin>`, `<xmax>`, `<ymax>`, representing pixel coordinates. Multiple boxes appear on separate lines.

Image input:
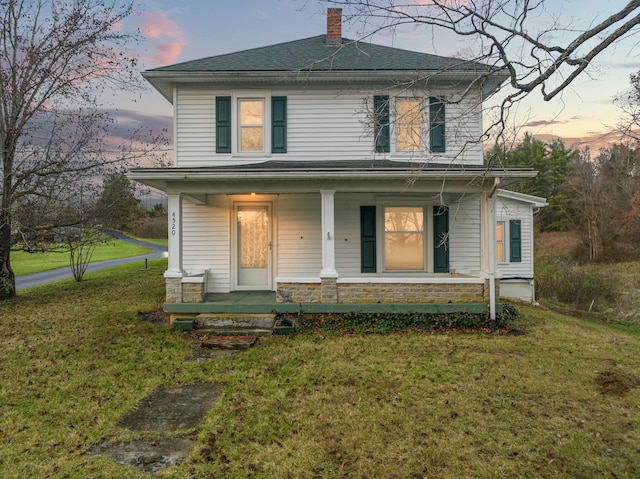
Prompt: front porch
<box><xmin>164</xmin><ymin>290</ymin><xmax>501</xmax><ymax>316</ymax></box>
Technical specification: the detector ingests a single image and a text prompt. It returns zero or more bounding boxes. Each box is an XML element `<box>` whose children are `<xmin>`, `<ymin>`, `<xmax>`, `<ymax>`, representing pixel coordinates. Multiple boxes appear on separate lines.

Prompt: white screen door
<box><xmin>235</xmin><ymin>204</ymin><xmax>272</xmax><ymax>289</ymax></box>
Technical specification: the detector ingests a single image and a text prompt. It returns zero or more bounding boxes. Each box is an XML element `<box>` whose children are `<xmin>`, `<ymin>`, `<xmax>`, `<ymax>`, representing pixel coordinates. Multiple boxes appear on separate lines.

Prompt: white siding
<box><xmin>496</xmin><ymin>197</ymin><xmax>535</xmax><ymax>278</ymax></box>
<box><xmin>182</xmin><ymin>195</ymin><xmax>231</xmax><ymax>293</ymax></box>
<box><xmin>175</xmin><ymin>87</ymin><xmax>216</xmax><ymax>167</ymax></box>
<box><xmin>286</xmin><ymin>92</ymin><xmax>372</xmax><ymax>161</ymax></box>
<box><xmin>449</xmin><ymin>196</ymin><xmax>482</xmax><ymax>275</ymax></box>
<box><xmin>173</xmin><ymin>85</ymin><xmax>485</xmax><ymax>167</ymax></box>
<box><xmin>276</xmin><ymin>194</ymin><xmax>322</xmax><ymax>277</ymax></box>
<box><xmin>444</xmin><ymin>92</ymin><xmax>483</xmax><ymax>165</ymax></box>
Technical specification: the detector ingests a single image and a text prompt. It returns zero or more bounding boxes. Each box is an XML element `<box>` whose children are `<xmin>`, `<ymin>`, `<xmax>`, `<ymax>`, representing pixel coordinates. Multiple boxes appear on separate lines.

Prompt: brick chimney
<box><xmin>326</xmin><ymin>8</ymin><xmax>342</xmax><ymax>45</ymax></box>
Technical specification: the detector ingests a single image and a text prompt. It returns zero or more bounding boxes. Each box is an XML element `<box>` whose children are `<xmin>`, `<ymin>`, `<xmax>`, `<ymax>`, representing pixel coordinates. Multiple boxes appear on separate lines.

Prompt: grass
<box><xmin>535</xmin><ymin>232</ymin><xmax>640</xmax><ymax>327</ymax></box>
<box><xmin>1</xmin><ymin>264</ymin><xmax>639</xmax><ymax>478</ymax></box>
<box><xmin>11</xmin><ymin>238</ymin><xmax>155</xmax><ymax>276</ymax></box>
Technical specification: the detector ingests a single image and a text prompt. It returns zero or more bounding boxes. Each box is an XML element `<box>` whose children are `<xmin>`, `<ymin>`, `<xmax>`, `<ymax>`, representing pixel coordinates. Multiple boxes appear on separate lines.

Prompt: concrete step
<box><xmin>199</xmin><ymin>335</ymin><xmax>258</xmax><ymax>350</ymax></box>
<box><xmin>195</xmin><ymin>313</ymin><xmax>276</xmax><ymax>337</ymax></box>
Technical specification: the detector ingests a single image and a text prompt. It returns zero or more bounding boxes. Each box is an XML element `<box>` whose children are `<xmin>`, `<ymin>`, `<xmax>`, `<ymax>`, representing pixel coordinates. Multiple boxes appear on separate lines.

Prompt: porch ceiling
<box><xmin>129</xmin><ymin>161</ymin><xmax>536</xmax><ymax>194</ymax></box>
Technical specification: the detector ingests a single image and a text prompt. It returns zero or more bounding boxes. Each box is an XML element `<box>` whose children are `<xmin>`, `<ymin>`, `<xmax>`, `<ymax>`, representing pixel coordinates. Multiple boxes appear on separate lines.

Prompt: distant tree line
<box><xmin>489</xmin><ymin>135</ymin><xmax>640</xmax><ymax>262</ymax></box>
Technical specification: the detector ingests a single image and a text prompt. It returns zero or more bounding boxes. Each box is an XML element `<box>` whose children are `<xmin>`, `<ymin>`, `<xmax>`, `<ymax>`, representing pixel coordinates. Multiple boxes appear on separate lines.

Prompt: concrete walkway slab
<box><xmin>88</xmin><ymin>383</ymin><xmax>223</xmax><ymax>473</ymax></box>
<box><xmin>88</xmin><ymin>436</ymin><xmax>194</xmax><ymax>474</ymax></box>
<box><xmin>118</xmin><ymin>383</ymin><xmax>224</xmax><ymax>431</ymax></box>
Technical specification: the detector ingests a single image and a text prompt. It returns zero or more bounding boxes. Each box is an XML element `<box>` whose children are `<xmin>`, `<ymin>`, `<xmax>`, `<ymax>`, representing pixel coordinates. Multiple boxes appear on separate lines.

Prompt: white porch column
<box><xmin>481</xmin><ymin>187</ymin><xmax>498</xmax><ymax>320</ymax></box>
<box><xmin>165</xmin><ymin>192</ymin><xmax>183</xmax><ymax>278</ymax></box>
<box><xmin>320</xmin><ymin>189</ymin><xmax>338</xmax><ymax>278</ymax></box>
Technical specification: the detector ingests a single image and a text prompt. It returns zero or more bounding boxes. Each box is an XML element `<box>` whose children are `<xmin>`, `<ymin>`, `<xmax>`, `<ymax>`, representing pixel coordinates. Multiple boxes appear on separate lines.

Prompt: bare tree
<box><xmin>0</xmin><ymin>0</ymin><xmax>162</xmax><ymax>299</ymax></box>
<box><xmin>326</xmin><ymin>0</ymin><xmax>640</xmax><ymax>139</ymax></box>
<box><xmin>617</xmin><ymin>71</ymin><xmax>640</xmax><ymax>144</ymax></box>
<box><xmin>67</xmin><ymin>228</ymin><xmax>108</xmax><ymax>282</ymax></box>
<box><xmin>566</xmin><ymin>144</ymin><xmax>640</xmax><ymax>261</ymax></box>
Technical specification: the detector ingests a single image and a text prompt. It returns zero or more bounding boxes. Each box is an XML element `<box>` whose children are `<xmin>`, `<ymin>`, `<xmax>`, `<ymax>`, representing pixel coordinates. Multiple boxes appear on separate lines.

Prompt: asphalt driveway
<box><xmin>16</xmin><ymin>233</ymin><xmax>167</xmax><ymax>291</ymax></box>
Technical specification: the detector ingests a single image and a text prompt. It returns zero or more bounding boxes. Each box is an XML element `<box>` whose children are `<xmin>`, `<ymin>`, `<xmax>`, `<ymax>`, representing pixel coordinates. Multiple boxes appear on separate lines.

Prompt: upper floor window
<box><xmin>374</xmin><ymin>95</ymin><xmax>445</xmax><ymax>154</ymax></box>
<box><xmin>239</xmin><ymin>99</ymin><xmax>264</xmax><ymax>152</ymax></box>
<box><xmin>396</xmin><ymin>99</ymin><xmax>421</xmax><ymax>151</ymax></box>
<box><xmin>216</xmin><ymin>95</ymin><xmax>287</xmax><ymax>154</ymax></box>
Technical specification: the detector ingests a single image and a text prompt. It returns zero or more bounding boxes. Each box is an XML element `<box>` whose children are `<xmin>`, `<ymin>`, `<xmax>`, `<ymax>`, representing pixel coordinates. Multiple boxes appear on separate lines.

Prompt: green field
<box><xmin>11</xmin><ymin>239</ymin><xmax>159</xmax><ymax>276</ymax></box>
<box><xmin>1</xmin><ymin>261</ymin><xmax>638</xmax><ymax>478</ymax></box>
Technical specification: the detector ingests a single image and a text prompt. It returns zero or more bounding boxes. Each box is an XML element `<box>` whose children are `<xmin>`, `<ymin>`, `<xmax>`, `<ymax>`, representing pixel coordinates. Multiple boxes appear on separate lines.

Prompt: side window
<box><xmin>496</xmin><ymin>221</ymin><xmax>505</xmax><ymax>262</ymax></box>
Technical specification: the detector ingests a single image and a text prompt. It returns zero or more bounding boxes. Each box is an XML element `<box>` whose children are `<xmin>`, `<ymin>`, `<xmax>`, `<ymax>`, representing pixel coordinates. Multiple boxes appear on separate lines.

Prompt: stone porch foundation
<box><xmin>277</xmin><ymin>279</ymin><xmax>497</xmax><ymax>304</ymax></box>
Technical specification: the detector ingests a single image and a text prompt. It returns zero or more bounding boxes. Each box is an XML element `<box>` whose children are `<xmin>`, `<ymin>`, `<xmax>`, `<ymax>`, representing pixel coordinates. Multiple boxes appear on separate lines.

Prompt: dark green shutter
<box><xmin>433</xmin><ymin>206</ymin><xmax>449</xmax><ymax>273</ymax></box>
<box><xmin>374</xmin><ymin>95</ymin><xmax>390</xmax><ymax>153</ymax></box>
<box><xmin>509</xmin><ymin>220</ymin><xmax>522</xmax><ymax>262</ymax></box>
<box><xmin>271</xmin><ymin>96</ymin><xmax>287</xmax><ymax>153</ymax></box>
<box><xmin>429</xmin><ymin>97</ymin><xmax>445</xmax><ymax>153</ymax></box>
<box><xmin>360</xmin><ymin>206</ymin><xmax>377</xmax><ymax>273</ymax></box>
<box><xmin>216</xmin><ymin>96</ymin><xmax>231</xmax><ymax>153</ymax></box>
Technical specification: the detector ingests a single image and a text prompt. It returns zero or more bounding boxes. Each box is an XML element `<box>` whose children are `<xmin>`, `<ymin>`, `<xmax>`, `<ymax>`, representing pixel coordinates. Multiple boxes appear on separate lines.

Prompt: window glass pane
<box><xmin>496</xmin><ymin>222</ymin><xmax>504</xmax><ymax>262</ymax></box>
<box><xmin>238</xmin><ymin>208</ymin><xmax>268</xmax><ymax>268</ymax></box>
<box><xmin>241</xmin><ymin>126</ymin><xmax>263</xmax><ymax>151</ymax></box>
<box><xmin>385</xmin><ymin>233</ymin><xmax>424</xmax><ymax>270</ymax></box>
<box><xmin>240</xmin><ymin>100</ymin><xmax>263</xmax><ymax>125</ymax></box>
<box><xmin>239</xmin><ymin>99</ymin><xmax>264</xmax><ymax>152</ymax></box>
<box><xmin>397</xmin><ymin>99</ymin><xmax>421</xmax><ymax>151</ymax></box>
<box><xmin>385</xmin><ymin>206</ymin><xmax>423</xmax><ymax>232</ymax></box>
<box><xmin>384</xmin><ymin>206</ymin><xmax>424</xmax><ymax>270</ymax></box>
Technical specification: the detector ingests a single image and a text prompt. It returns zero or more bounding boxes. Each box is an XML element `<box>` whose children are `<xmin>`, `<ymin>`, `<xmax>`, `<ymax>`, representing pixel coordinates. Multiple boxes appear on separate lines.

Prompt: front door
<box><xmin>235</xmin><ymin>203</ymin><xmax>272</xmax><ymax>290</ymax></box>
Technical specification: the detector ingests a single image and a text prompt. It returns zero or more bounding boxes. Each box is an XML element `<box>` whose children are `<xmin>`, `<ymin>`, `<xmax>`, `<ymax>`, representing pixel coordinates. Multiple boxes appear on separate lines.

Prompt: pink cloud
<box><xmin>155</xmin><ymin>42</ymin><xmax>185</xmax><ymax>66</ymax></box>
<box><xmin>138</xmin><ymin>11</ymin><xmax>188</xmax><ymax>66</ymax></box>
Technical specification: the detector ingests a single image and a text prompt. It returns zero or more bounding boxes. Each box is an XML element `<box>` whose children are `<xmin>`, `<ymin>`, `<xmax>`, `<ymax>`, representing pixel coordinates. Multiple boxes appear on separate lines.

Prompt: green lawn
<box><xmin>11</xmin><ymin>239</ymin><xmax>157</xmax><ymax>276</ymax></box>
<box><xmin>1</xmin><ymin>264</ymin><xmax>639</xmax><ymax>478</ymax></box>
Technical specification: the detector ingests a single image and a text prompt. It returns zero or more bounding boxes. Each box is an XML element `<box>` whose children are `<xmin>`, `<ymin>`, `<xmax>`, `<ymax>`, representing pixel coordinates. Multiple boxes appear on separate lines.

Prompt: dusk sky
<box><xmin>121</xmin><ymin>0</ymin><xmax>640</xmax><ymax>151</ymax></box>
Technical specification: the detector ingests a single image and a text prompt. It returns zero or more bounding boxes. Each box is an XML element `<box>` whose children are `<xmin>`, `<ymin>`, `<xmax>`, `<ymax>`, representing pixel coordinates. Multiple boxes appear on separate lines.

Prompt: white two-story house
<box><xmin>130</xmin><ymin>9</ymin><xmax>545</xmax><ymax>319</ymax></box>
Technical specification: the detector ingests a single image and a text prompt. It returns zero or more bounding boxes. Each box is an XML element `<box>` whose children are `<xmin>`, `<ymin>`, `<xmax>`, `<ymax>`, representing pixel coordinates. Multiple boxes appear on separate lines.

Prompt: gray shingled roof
<box><xmin>146</xmin><ymin>35</ymin><xmax>495</xmax><ymax>73</ymax></box>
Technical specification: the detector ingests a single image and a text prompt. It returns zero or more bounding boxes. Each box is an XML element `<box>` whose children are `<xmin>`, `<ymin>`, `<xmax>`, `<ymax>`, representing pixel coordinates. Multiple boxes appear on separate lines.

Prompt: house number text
<box><xmin>171</xmin><ymin>211</ymin><xmax>176</xmax><ymax>236</ymax></box>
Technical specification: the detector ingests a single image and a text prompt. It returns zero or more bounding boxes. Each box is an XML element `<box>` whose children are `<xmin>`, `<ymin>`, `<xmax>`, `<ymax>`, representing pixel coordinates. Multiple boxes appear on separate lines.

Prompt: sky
<box><xmin>119</xmin><ymin>0</ymin><xmax>640</xmax><ymax>152</ymax></box>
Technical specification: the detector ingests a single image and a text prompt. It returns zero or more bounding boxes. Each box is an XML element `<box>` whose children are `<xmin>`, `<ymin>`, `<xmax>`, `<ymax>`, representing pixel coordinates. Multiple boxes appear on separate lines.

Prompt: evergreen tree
<box><xmin>95</xmin><ymin>173</ymin><xmax>141</xmax><ymax>231</ymax></box>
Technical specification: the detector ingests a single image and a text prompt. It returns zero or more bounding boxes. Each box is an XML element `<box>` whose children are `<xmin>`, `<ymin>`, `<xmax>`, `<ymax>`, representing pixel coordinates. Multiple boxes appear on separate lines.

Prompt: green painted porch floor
<box><xmin>164</xmin><ymin>291</ymin><xmax>498</xmax><ymax>315</ymax></box>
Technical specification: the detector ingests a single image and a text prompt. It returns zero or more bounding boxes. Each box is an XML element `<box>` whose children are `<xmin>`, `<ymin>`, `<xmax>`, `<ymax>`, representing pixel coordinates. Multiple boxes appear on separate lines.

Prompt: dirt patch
<box><xmin>138</xmin><ymin>309</ymin><xmax>170</xmax><ymax>327</ymax></box>
<box><xmin>595</xmin><ymin>368</ymin><xmax>638</xmax><ymax>396</ymax></box>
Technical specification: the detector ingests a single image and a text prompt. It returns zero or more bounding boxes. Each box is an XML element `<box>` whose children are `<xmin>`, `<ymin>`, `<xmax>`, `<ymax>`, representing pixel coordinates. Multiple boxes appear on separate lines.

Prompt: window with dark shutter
<box><xmin>374</xmin><ymin>95</ymin><xmax>390</xmax><ymax>153</ymax></box>
<box><xmin>509</xmin><ymin>220</ymin><xmax>522</xmax><ymax>262</ymax></box>
<box><xmin>360</xmin><ymin>206</ymin><xmax>377</xmax><ymax>272</ymax></box>
<box><xmin>429</xmin><ymin>97</ymin><xmax>445</xmax><ymax>153</ymax></box>
<box><xmin>216</xmin><ymin>96</ymin><xmax>231</xmax><ymax>153</ymax></box>
<box><xmin>271</xmin><ymin>96</ymin><xmax>287</xmax><ymax>153</ymax></box>
<box><xmin>433</xmin><ymin>206</ymin><xmax>449</xmax><ymax>272</ymax></box>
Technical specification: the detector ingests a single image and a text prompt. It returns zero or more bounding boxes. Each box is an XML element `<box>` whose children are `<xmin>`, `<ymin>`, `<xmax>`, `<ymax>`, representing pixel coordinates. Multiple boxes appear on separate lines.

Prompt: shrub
<box><xmin>128</xmin><ymin>215</ymin><xmax>168</xmax><ymax>239</ymax></box>
<box><xmin>292</xmin><ymin>308</ymin><xmax>517</xmax><ymax>335</ymax></box>
<box><xmin>536</xmin><ymin>260</ymin><xmax>619</xmax><ymax>311</ymax></box>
